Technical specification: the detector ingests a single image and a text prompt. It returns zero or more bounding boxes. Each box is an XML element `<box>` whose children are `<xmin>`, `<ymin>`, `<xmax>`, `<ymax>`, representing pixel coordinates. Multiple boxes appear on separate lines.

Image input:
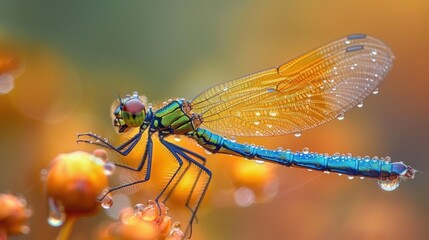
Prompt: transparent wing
<box><xmin>191</xmin><ymin>34</ymin><xmax>394</xmax><ymax>136</ymax></box>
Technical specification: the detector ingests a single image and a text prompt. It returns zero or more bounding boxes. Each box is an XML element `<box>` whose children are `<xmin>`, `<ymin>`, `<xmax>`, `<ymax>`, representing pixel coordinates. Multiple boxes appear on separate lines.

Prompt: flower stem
<box><xmin>56</xmin><ymin>216</ymin><xmax>77</xmax><ymax>240</ymax></box>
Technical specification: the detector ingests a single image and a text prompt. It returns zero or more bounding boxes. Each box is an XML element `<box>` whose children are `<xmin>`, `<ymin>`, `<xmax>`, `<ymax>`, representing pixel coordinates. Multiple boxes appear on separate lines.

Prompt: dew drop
<box><xmin>172</xmin><ymin>221</ymin><xmax>181</xmax><ymax>230</ymax></box>
<box><xmin>357</xmin><ymin>102</ymin><xmax>364</xmax><ymax>108</ymax></box>
<box><xmin>255</xmin><ymin>111</ymin><xmax>261</xmax><ymax>116</ymax></box>
<box><xmin>47</xmin><ymin>198</ymin><xmax>66</xmax><ymax>227</ymax></box>
<box><xmin>372</xmin><ymin>88</ymin><xmax>379</xmax><ymax>95</ymax></box>
<box><xmin>345</xmin><ymin>40</ymin><xmax>351</xmax><ymax>44</ymax></box>
<box><xmin>21</xmin><ymin>225</ymin><xmax>30</xmax><ymax>235</ymax></box>
<box><xmin>347</xmin><ymin>176</ymin><xmax>354</xmax><ymax>180</ymax></box>
<box><xmin>254</xmin><ymin>121</ymin><xmax>260</xmax><ymax>125</ymax></box>
<box><xmin>168</xmin><ymin>228</ymin><xmax>185</xmax><ymax>239</ymax></box>
<box><xmin>294</xmin><ymin>132</ymin><xmax>302</xmax><ymax>137</ymax></box>
<box><xmin>134</xmin><ymin>203</ymin><xmax>145</xmax><ymax>214</ymax></box>
<box><xmin>384</xmin><ymin>156</ymin><xmax>391</xmax><ymax>162</ymax></box>
<box><xmin>377</xmin><ymin>178</ymin><xmax>400</xmax><ymax>191</ymax></box>
<box><xmin>338</xmin><ymin>173</ymin><xmax>342</xmax><ymax>176</ymax></box>
<box><xmin>173</xmin><ymin>136</ymin><xmax>181</xmax><ymax>142</ymax></box>
<box><xmin>371</xmin><ymin>50</ymin><xmax>378</xmax><ymax>55</ymax></box>
<box><xmin>307</xmin><ymin>169</ymin><xmax>313</xmax><ymax>172</ymax></box>
<box><xmin>101</xmin><ymin>195</ymin><xmax>113</xmax><ymax>209</ymax></box>
<box><xmin>204</xmin><ymin>149</ymin><xmax>212</xmax><ymax>155</ymax></box>
<box><xmin>0</xmin><ymin>74</ymin><xmax>14</xmax><ymax>94</ymax></box>
<box><xmin>223</xmin><ymin>87</ymin><xmax>228</xmax><ymax>91</ymax></box>
<box><xmin>103</xmin><ymin>162</ymin><xmax>116</xmax><ymax>176</ymax></box>
<box><xmin>359</xmin><ymin>177</ymin><xmax>365</xmax><ymax>180</ymax></box>
<box><xmin>255</xmin><ymin>160</ymin><xmax>264</xmax><ymax>164</ymax></box>
<box><xmin>230</xmin><ymin>136</ymin><xmax>236</xmax><ymax>142</ymax></box>
<box><xmin>337</xmin><ymin>113</ymin><xmax>345</xmax><ymax>120</ymax></box>
<box><xmin>323</xmin><ymin>171</ymin><xmax>330</xmax><ymax>174</ymax></box>
<box><xmin>302</xmin><ymin>147</ymin><xmax>309</xmax><ymax>154</ymax></box>
<box><xmin>40</xmin><ymin>168</ymin><xmax>48</xmax><ymax>182</ymax></box>
<box><xmin>269</xmin><ymin>111</ymin><xmax>277</xmax><ymax>117</ymax></box>
<box><xmin>276</xmin><ymin>147</ymin><xmax>283</xmax><ymax>152</ymax></box>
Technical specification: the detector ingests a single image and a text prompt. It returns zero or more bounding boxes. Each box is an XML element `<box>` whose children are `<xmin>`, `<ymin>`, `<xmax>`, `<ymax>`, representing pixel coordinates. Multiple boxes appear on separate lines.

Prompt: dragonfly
<box><xmin>77</xmin><ymin>34</ymin><xmax>415</xmax><ymax>237</ymax></box>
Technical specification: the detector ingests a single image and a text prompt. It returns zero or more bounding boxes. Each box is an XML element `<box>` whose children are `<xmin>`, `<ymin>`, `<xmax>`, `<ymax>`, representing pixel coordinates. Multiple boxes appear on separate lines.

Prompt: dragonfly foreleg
<box><xmin>77</xmin><ymin>131</ymin><xmax>142</xmax><ymax>156</ymax></box>
<box><xmin>97</xmin><ymin>133</ymin><xmax>153</xmax><ymax>201</ymax></box>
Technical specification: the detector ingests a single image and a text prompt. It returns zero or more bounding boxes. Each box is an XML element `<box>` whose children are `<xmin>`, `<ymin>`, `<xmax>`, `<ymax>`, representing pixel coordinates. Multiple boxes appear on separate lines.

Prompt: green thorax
<box><xmin>152</xmin><ymin>99</ymin><xmax>201</xmax><ymax>135</ymax></box>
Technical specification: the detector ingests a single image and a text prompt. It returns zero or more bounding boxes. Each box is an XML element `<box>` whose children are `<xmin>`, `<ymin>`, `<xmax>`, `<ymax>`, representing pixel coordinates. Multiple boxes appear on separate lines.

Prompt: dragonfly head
<box><xmin>111</xmin><ymin>92</ymin><xmax>147</xmax><ymax>133</ymax></box>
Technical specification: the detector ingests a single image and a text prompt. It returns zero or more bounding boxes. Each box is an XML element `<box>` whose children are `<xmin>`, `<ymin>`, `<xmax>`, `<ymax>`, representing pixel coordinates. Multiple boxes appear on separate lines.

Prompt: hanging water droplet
<box><xmin>103</xmin><ymin>162</ymin><xmax>116</xmax><ymax>176</ymax></box>
<box><xmin>337</xmin><ymin>113</ymin><xmax>345</xmax><ymax>120</ymax></box>
<box><xmin>134</xmin><ymin>203</ymin><xmax>145</xmax><ymax>214</ymax></box>
<box><xmin>21</xmin><ymin>225</ymin><xmax>30</xmax><ymax>234</ymax></box>
<box><xmin>223</xmin><ymin>87</ymin><xmax>228</xmax><ymax>91</ymax></box>
<box><xmin>47</xmin><ymin>198</ymin><xmax>66</xmax><ymax>227</ymax></box>
<box><xmin>323</xmin><ymin>171</ymin><xmax>330</xmax><ymax>174</ymax></box>
<box><xmin>173</xmin><ymin>136</ymin><xmax>181</xmax><ymax>142</ymax></box>
<box><xmin>40</xmin><ymin>168</ymin><xmax>48</xmax><ymax>182</ymax></box>
<box><xmin>204</xmin><ymin>149</ymin><xmax>212</xmax><ymax>155</ymax></box>
<box><xmin>372</xmin><ymin>88</ymin><xmax>379</xmax><ymax>95</ymax></box>
<box><xmin>294</xmin><ymin>132</ymin><xmax>302</xmax><ymax>137</ymax></box>
<box><xmin>347</xmin><ymin>176</ymin><xmax>354</xmax><ymax>180</ymax></box>
<box><xmin>307</xmin><ymin>169</ymin><xmax>313</xmax><ymax>172</ymax></box>
<box><xmin>359</xmin><ymin>177</ymin><xmax>365</xmax><ymax>180</ymax></box>
<box><xmin>378</xmin><ymin>178</ymin><xmax>400</xmax><ymax>191</ymax></box>
<box><xmin>345</xmin><ymin>40</ymin><xmax>351</xmax><ymax>44</ymax></box>
<box><xmin>0</xmin><ymin>74</ymin><xmax>15</xmax><ymax>94</ymax></box>
<box><xmin>254</xmin><ymin>160</ymin><xmax>264</xmax><ymax>164</ymax></box>
<box><xmin>357</xmin><ymin>102</ymin><xmax>364</xmax><ymax>108</ymax></box>
<box><xmin>371</xmin><ymin>50</ymin><xmax>378</xmax><ymax>55</ymax></box>
<box><xmin>101</xmin><ymin>195</ymin><xmax>113</xmax><ymax>209</ymax></box>
<box><xmin>302</xmin><ymin>147</ymin><xmax>309</xmax><ymax>154</ymax></box>
<box><xmin>229</xmin><ymin>136</ymin><xmax>237</xmax><ymax>143</ymax></box>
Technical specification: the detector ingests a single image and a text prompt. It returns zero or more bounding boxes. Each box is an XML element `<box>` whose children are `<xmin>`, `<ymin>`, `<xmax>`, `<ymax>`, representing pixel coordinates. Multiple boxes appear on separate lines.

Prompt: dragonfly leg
<box><xmin>159</xmin><ymin>138</ymin><xmax>212</xmax><ymax>237</ymax></box>
<box><xmin>97</xmin><ymin>133</ymin><xmax>153</xmax><ymax>201</ymax></box>
<box><xmin>77</xmin><ymin>131</ymin><xmax>142</xmax><ymax>156</ymax></box>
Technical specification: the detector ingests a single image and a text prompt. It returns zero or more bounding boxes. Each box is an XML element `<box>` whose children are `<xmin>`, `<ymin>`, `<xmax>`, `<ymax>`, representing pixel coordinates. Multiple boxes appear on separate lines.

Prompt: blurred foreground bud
<box><xmin>44</xmin><ymin>149</ymin><xmax>113</xmax><ymax>239</ymax></box>
<box><xmin>99</xmin><ymin>201</ymin><xmax>184</xmax><ymax>240</ymax></box>
<box><xmin>0</xmin><ymin>194</ymin><xmax>31</xmax><ymax>239</ymax></box>
<box><xmin>0</xmin><ymin>37</ymin><xmax>25</xmax><ymax>94</ymax></box>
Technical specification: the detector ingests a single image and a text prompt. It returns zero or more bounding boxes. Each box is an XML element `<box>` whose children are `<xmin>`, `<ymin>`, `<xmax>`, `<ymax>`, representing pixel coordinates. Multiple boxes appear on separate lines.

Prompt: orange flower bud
<box><xmin>99</xmin><ymin>201</ymin><xmax>184</xmax><ymax>240</ymax></box>
<box><xmin>0</xmin><ymin>194</ymin><xmax>31</xmax><ymax>238</ymax></box>
<box><xmin>45</xmin><ymin>151</ymin><xmax>109</xmax><ymax>219</ymax></box>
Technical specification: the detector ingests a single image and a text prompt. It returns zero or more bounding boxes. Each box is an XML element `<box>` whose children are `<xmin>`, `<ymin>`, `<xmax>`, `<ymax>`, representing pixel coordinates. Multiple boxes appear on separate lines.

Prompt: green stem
<box><xmin>56</xmin><ymin>216</ymin><xmax>77</xmax><ymax>240</ymax></box>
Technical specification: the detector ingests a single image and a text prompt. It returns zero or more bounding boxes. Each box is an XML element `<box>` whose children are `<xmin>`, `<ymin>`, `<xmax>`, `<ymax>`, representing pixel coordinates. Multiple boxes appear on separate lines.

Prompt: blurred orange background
<box><xmin>0</xmin><ymin>1</ymin><xmax>428</xmax><ymax>239</ymax></box>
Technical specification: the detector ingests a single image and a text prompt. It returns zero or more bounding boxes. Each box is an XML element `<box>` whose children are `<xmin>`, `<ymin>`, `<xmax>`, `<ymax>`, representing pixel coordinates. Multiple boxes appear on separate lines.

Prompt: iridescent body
<box><xmin>78</xmin><ymin>34</ymin><xmax>415</xmax><ymax>236</ymax></box>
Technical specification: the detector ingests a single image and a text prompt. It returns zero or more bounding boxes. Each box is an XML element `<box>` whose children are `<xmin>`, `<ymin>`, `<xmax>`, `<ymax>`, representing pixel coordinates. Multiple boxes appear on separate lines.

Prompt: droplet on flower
<box><xmin>47</xmin><ymin>198</ymin><xmax>66</xmax><ymax>227</ymax></box>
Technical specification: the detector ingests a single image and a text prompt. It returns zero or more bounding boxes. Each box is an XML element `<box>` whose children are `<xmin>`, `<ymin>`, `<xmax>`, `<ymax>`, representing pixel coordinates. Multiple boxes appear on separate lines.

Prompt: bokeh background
<box><xmin>0</xmin><ymin>1</ymin><xmax>428</xmax><ymax>239</ymax></box>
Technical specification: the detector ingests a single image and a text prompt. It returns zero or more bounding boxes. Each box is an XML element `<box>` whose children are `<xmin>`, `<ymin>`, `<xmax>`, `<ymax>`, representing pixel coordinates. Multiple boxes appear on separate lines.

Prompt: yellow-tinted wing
<box><xmin>190</xmin><ymin>34</ymin><xmax>394</xmax><ymax>136</ymax></box>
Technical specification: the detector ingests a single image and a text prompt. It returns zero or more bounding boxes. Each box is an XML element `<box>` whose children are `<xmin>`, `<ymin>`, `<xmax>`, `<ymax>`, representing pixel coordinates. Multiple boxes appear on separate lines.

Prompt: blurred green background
<box><xmin>0</xmin><ymin>0</ymin><xmax>428</xmax><ymax>239</ymax></box>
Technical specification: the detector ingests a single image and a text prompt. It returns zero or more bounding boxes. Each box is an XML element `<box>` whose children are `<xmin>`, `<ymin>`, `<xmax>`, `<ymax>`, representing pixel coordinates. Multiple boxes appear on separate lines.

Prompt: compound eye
<box><xmin>123</xmin><ymin>99</ymin><xmax>145</xmax><ymax>114</ymax></box>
